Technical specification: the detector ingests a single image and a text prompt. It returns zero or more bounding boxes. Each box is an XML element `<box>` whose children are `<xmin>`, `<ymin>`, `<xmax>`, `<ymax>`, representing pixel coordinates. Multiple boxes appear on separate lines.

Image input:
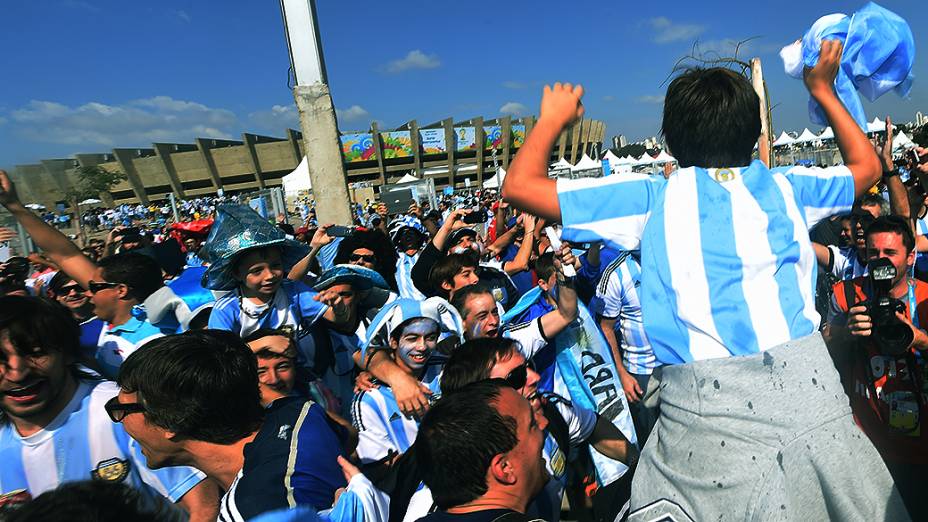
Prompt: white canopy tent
<box><xmin>572</xmin><ymin>154</ymin><xmax>601</xmax><ymax>171</ymax></box>
<box><xmin>282</xmin><ymin>156</ymin><xmax>312</xmax><ymax>194</ymax></box>
<box><xmin>483</xmin><ymin>167</ymin><xmax>506</xmax><ymax>189</ymax></box>
<box><xmin>867</xmin><ymin>117</ymin><xmax>886</xmax><ymax>133</ymax></box>
<box><xmin>892</xmin><ymin>131</ymin><xmax>915</xmax><ymax>151</ymax></box>
<box><xmin>550</xmin><ymin>158</ymin><xmax>574</xmax><ymax>170</ymax></box>
<box><xmin>654</xmin><ymin>150</ymin><xmax>676</xmax><ymax>163</ymax></box>
<box><xmin>794</xmin><ymin>128</ymin><xmax>820</xmax><ymax>143</ymax></box>
<box><xmin>396</xmin><ymin>173</ymin><xmax>420</xmax><ymax>184</ymax></box>
<box><xmin>818</xmin><ymin>127</ymin><xmax>835</xmax><ymax>140</ymax></box>
<box><xmin>635</xmin><ymin>154</ymin><xmax>657</xmax><ymax>165</ymax></box>
<box><xmin>602</xmin><ymin>150</ymin><xmax>623</xmax><ymax>165</ymax></box>
<box><xmin>772</xmin><ymin>131</ymin><xmax>796</xmax><ymax>147</ymax></box>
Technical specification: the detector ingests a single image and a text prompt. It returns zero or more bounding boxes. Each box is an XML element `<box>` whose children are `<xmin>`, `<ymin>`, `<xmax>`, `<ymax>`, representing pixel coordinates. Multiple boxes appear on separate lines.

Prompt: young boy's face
<box><xmin>390</xmin><ymin>318</ymin><xmax>440</xmax><ymax>372</ymax></box>
<box><xmin>236</xmin><ymin>247</ymin><xmax>284</xmax><ymax>298</ymax></box>
<box><xmin>443</xmin><ymin>265</ymin><xmax>479</xmax><ymax>296</ymax></box>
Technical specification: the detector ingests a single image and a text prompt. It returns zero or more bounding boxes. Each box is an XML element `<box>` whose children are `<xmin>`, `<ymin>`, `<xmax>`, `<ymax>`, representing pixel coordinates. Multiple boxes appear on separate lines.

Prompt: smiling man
<box><xmin>0</xmin><ymin>296</ymin><xmax>216</xmax><ymax>520</ymax></box>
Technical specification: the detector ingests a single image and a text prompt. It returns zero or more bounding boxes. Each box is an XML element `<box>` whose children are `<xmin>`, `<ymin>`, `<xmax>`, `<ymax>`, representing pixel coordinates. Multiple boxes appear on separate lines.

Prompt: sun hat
<box><xmin>202</xmin><ymin>204</ymin><xmax>309</xmax><ymax>291</ymax></box>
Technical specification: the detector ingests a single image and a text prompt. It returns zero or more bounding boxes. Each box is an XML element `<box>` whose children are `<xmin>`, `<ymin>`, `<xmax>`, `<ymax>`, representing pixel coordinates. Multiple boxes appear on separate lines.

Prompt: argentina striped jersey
<box><xmin>351</xmin><ymin>386</ymin><xmax>420</xmax><ymax>464</ymax></box>
<box><xmin>396</xmin><ymin>252</ymin><xmax>427</xmax><ymax>300</ymax></box>
<box><xmin>0</xmin><ymin>380</ymin><xmax>204</xmax><ymax>505</ymax></box>
<box><xmin>592</xmin><ymin>252</ymin><xmax>658</xmax><ymax>375</ymax></box>
<box><xmin>558</xmin><ymin>161</ymin><xmax>855</xmax><ymax>363</ymax></box>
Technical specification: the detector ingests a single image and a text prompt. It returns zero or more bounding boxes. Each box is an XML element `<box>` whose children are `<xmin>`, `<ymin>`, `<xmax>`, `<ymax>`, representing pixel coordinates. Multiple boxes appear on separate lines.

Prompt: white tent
<box><xmin>892</xmin><ymin>131</ymin><xmax>915</xmax><ymax>151</ymax></box>
<box><xmin>794</xmin><ymin>128</ymin><xmax>819</xmax><ymax>143</ymax></box>
<box><xmin>818</xmin><ymin>127</ymin><xmax>835</xmax><ymax>140</ymax></box>
<box><xmin>550</xmin><ymin>158</ymin><xmax>574</xmax><ymax>170</ymax></box>
<box><xmin>397</xmin><ymin>173</ymin><xmax>420</xmax><ymax>184</ymax></box>
<box><xmin>572</xmin><ymin>154</ymin><xmax>601</xmax><ymax>171</ymax></box>
<box><xmin>772</xmin><ymin>131</ymin><xmax>795</xmax><ymax>147</ymax></box>
<box><xmin>654</xmin><ymin>150</ymin><xmax>676</xmax><ymax>163</ymax></box>
<box><xmin>282</xmin><ymin>156</ymin><xmax>312</xmax><ymax>194</ymax></box>
<box><xmin>635</xmin><ymin>153</ymin><xmax>656</xmax><ymax>165</ymax></box>
<box><xmin>867</xmin><ymin>117</ymin><xmax>886</xmax><ymax>133</ymax></box>
<box><xmin>483</xmin><ymin>167</ymin><xmax>507</xmax><ymax>189</ymax></box>
<box><xmin>602</xmin><ymin>149</ymin><xmax>623</xmax><ymax>165</ymax></box>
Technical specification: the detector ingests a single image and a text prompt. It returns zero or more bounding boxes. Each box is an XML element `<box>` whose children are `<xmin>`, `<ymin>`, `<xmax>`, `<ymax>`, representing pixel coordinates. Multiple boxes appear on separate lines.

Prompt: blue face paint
<box><xmin>396</xmin><ymin>318</ymin><xmax>440</xmax><ymax>371</ymax></box>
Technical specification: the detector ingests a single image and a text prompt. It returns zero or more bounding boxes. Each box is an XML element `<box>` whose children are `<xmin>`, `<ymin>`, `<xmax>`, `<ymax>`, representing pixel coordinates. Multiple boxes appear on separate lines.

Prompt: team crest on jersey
<box><xmin>92</xmin><ymin>458</ymin><xmax>130</xmax><ymax>483</ymax></box>
<box><xmin>492</xmin><ymin>288</ymin><xmax>504</xmax><ymax>303</ymax></box>
<box><xmin>549</xmin><ymin>447</ymin><xmax>567</xmax><ymax>478</ymax></box>
<box><xmin>0</xmin><ymin>489</ymin><xmax>32</xmax><ymax>508</ymax></box>
<box><xmin>713</xmin><ymin>168</ymin><xmax>736</xmax><ymax>183</ymax></box>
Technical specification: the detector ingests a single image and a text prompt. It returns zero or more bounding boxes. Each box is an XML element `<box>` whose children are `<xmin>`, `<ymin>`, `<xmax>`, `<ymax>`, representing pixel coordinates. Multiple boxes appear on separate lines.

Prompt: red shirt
<box><xmin>832</xmin><ymin>277</ymin><xmax>928</xmax><ymax>464</ymax></box>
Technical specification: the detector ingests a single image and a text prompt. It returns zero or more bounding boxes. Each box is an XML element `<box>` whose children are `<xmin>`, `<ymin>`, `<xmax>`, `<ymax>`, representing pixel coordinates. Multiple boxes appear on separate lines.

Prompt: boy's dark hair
<box><xmin>97</xmin><ymin>252</ymin><xmax>164</xmax><ymax>301</ymax></box>
<box><xmin>334</xmin><ymin>228</ymin><xmax>399</xmax><ymax>290</ymax></box>
<box><xmin>429</xmin><ymin>250</ymin><xmax>480</xmax><ymax>298</ymax></box>
<box><xmin>662</xmin><ymin>67</ymin><xmax>760</xmax><ymax>168</ymax></box>
<box><xmin>865</xmin><ymin>215</ymin><xmax>915</xmax><ymax>253</ymax></box>
<box><xmin>4</xmin><ymin>480</ymin><xmax>163</xmax><ymax>522</ymax></box>
<box><xmin>415</xmin><ymin>380</ymin><xmax>518</xmax><ymax>509</ymax></box>
<box><xmin>533</xmin><ymin>252</ymin><xmax>557</xmax><ymax>281</ymax></box>
<box><xmin>0</xmin><ymin>296</ymin><xmax>80</xmax><ymax>360</ymax></box>
<box><xmin>440</xmin><ymin>337</ymin><xmax>520</xmax><ymax>394</ymax></box>
<box><xmin>117</xmin><ymin>329</ymin><xmax>265</xmax><ymax>445</ymax></box>
<box><xmin>449</xmin><ymin>282</ymin><xmax>494</xmax><ymax>317</ymax></box>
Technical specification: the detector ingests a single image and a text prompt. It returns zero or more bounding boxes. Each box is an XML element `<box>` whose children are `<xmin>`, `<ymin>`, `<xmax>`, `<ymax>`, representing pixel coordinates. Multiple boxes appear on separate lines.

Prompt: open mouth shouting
<box><xmin>3</xmin><ymin>380</ymin><xmax>46</xmax><ymax>404</ymax></box>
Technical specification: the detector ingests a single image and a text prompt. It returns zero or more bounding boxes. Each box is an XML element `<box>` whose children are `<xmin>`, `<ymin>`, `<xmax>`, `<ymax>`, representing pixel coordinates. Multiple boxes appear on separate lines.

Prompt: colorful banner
<box><xmin>419</xmin><ymin>128</ymin><xmax>447</xmax><ymax>154</ymax></box>
<box><xmin>484</xmin><ymin>125</ymin><xmax>503</xmax><ymax>149</ymax></box>
<box><xmin>454</xmin><ymin>126</ymin><xmax>476</xmax><ymax>151</ymax></box>
<box><xmin>511</xmin><ymin>124</ymin><xmax>526</xmax><ymax>148</ymax></box>
<box><xmin>382</xmin><ymin>131</ymin><xmax>414</xmax><ymax>159</ymax></box>
<box><xmin>340</xmin><ymin>133</ymin><xmax>376</xmax><ymax>163</ymax></box>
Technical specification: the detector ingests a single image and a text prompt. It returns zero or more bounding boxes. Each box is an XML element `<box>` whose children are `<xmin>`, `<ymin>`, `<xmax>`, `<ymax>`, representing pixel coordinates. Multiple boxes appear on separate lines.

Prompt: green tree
<box><xmin>64</xmin><ymin>166</ymin><xmax>127</xmax><ymax>244</ymax></box>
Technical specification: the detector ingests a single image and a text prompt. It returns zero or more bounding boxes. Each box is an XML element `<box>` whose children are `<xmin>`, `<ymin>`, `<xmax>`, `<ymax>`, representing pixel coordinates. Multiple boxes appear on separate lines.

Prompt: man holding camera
<box><xmin>825</xmin><ymin>215</ymin><xmax>928</xmax><ymax>519</ymax></box>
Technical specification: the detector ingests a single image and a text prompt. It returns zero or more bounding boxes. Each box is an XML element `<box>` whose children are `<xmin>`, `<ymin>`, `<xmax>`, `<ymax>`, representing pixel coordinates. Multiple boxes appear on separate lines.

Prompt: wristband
<box><xmin>882</xmin><ymin>169</ymin><xmax>900</xmax><ymax>179</ymax></box>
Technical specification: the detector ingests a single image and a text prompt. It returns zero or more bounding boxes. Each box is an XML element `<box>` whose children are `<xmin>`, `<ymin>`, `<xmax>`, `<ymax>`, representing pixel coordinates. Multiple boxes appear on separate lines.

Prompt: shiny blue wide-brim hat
<box><xmin>314</xmin><ymin>264</ymin><xmax>389</xmax><ymax>292</ymax></box>
<box><xmin>202</xmin><ymin>204</ymin><xmax>309</xmax><ymax>291</ymax></box>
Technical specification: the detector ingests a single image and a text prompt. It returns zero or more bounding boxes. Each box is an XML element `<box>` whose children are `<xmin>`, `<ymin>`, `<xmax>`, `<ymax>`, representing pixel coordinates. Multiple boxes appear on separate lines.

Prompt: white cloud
<box><xmin>7</xmin><ymin>96</ymin><xmax>238</xmax><ymax>147</ymax></box>
<box><xmin>637</xmin><ymin>95</ymin><xmax>665</xmax><ymax>104</ymax></box>
<box><xmin>499</xmin><ymin>102</ymin><xmax>529</xmax><ymax>117</ymax></box>
<box><xmin>248</xmin><ymin>104</ymin><xmax>299</xmax><ymax>130</ymax></box>
<box><xmin>336</xmin><ymin>105</ymin><xmax>370</xmax><ymax>122</ymax></box>
<box><xmin>175</xmin><ymin>10</ymin><xmax>191</xmax><ymax>23</ymax></box>
<box><xmin>502</xmin><ymin>80</ymin><xmax>525</xmax><ymax>90</ymax></box>
<box><xmin>649</xmin><ymin>17</ymin><xmax>705</xmax><ymax>44</ymax></box>
<box><xmin>384</xmin><ymin>50</ymin><xmax>440</xmax><ymax>73</ymax></box>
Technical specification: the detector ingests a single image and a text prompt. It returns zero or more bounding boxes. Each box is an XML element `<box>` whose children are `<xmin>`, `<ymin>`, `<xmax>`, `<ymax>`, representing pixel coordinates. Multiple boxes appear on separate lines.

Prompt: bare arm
<box><xmin>804</xmin><ymin>41</ymin><xmax>881</xmax><ymax>198</ymax></box>
<box><xmin>502</xmin><ymin>83</ymin><xmax>585</xmax><ymax>222</ymax></box>
<box><xmin>288</xmin><ymin>224</ymin><xmax>333</xmax><ymax>282</ymax></box>
<box><xmin>812</xmin><ymin>242</ymin><xmax>832</xmax><ymax>269</ymax></box>
<box><xmin>501</xmin><ymin>215</ymin><xmax>535</xmax><ymax>276</ymax></box>
<box><xmin>588</xmin><ymin>416</ymin><xmax>637</xmax><ymax>466</ymax></box>
<box><xmin>177</xmin><ymin>479</ymin><xmax>221</xmax><ymax>522</ymax></box>
<box><xmin>430</xmin><ymin>208</ymin><xmax>470</xmax><ymax>251</ymax></box>
<box><xmin>878</xmin><ymin>119</ymin><xmax>914</xmax><ymax>235</ymax></box>
<box><xmin>538</xmin><ymin>245</ymin><xmax>579</xmax><ymax>338</ymax></box>
<box><xmin>0</xmin><ymin>170</ymin><xmax>97</xmax><ymax>288</ymax></box>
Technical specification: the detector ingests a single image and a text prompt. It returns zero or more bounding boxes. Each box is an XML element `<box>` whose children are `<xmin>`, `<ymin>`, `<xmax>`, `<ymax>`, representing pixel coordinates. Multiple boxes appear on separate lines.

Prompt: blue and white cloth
<box><xmin>828</xmin><ymin>245</ymin><xmax>868</xmax><ymax>280</ymax></box>
<box><xmin>781</xmin><ymin>2</ymin><xmax>915</xmax><ymax>130</ymax></box>
<box><xmin>395</xmin><ymin>252</ymin><xmax>426</xmax><ymax>300</ymax></box>
<box><xmin>92</xmin><ymin>316</ymin><xmax>173</xmax><ymax>380</ymax></box>
<box><xmin>352</xmin><ymin>386</ymin><xmax>422</xmax><ymax>464</ymax></box>
<box><xmin>208</xmin><ymin>279</ymin><xmax>328</xmax><ymax>345</ymax></box>
<box><xmin>0</xmin><ymin>380</ymin><xmax>204</xmax><ymax>506</ymax></box>
<box><xmin>590</xmin><ymin>252</ymin><xmax>658</xmax><ymax>375</ymax></box>
<box><xmin>558</xmin><ymin>161</ymin><xmax>855</xmax><ymax>364</ymax></box>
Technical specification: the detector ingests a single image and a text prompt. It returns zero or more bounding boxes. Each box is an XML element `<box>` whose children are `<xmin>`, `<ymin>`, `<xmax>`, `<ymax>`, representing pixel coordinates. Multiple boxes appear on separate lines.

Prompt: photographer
<box><xmin>825</xmin><ymin>215</ymin><xmax>928</xmax><ymax>519</ymax></box>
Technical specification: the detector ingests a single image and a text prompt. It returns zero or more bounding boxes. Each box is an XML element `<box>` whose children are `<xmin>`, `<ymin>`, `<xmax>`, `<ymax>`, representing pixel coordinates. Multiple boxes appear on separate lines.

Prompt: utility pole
<box><xmin>280</xmin><ymin>0</ymin><xmax>353</xmax><ymax>225</ymax></box>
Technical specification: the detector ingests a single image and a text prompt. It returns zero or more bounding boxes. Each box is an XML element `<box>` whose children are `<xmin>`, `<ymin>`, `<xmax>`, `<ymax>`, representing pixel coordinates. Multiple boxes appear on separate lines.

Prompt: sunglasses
<box><xmin>54</xmin><ymin>284</ymin><xmax>83</xmax><ymax>296</ymax></box>
<box><xmin>104</xmin><ymin>396</ymin><xmax>146</xmax><ymax>423</ymax></box>
<box><xmin>349</xmin><ymin>253</ymin><xmax>377</xmax><ymax>263</ymax></box>
<box><xmin>504</xmin><ymin>362</ymin><xmax>532</xmax><ymax>390</ymax></box>
<box><xmin>87</xmin><ymin>281</ymin><xmax>119</xmax><ymax>294</ymax></box>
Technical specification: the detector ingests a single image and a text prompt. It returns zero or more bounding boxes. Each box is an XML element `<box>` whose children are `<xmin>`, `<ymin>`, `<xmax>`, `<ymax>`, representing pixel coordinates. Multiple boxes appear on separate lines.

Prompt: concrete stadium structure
<box><xmin>9</xmin><ymin>115</ymin><xmax>605</xmax><ymax>210</ymax></box>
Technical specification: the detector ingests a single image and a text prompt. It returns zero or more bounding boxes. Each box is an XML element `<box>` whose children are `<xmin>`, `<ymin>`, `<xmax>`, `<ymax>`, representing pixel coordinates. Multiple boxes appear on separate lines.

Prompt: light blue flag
<box><xmin>783</xmin><ymin>2</ymin><xmax>915</xmax><ymax>130</ymax></box>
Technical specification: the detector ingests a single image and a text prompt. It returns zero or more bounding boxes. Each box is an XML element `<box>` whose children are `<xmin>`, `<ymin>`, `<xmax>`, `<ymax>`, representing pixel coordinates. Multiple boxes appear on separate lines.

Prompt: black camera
<box><xmin>863</xmin><ymin>257</ymin><xmax>913</xmax><ymax>356</ymax></box>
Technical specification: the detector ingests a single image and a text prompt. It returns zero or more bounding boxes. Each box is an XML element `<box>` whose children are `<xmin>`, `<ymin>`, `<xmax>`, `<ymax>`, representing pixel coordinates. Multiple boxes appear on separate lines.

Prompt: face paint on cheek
<box><xmin>397</xmin><ymin>319</ymin><xmax>439</xmax><ymax>369</ymax></box>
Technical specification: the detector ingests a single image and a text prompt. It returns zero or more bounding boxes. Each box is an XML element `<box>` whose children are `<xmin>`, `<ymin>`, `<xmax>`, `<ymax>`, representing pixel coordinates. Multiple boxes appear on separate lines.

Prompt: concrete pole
<box><xmin>281</xmin><ymin>0</ymin><xmax>353</xmax><ymax>225</ymax></box>
<box><xmin>751</xmin><ymin>58</ymin><xmax>772</xmax><ymax>167</ymax></box>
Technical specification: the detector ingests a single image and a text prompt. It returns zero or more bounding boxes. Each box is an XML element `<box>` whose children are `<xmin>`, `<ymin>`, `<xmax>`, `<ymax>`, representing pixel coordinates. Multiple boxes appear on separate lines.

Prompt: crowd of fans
<box><xmin>0</xmin><ymin>40</ymin><xmax>926</xmax><ymax>522</ymax></box>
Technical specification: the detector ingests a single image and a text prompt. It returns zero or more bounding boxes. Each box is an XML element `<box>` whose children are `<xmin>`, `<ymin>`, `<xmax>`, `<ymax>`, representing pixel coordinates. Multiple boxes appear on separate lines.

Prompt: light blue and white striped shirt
<box><xmin>395</xmin><ymin>252</ymin><xmax>426</xmax><ymax>300</ymax></box>
<box><xmin>351</xmin><ymin>386</ymin><xmax>420</xmax><ymax>464</ymax></box>
<box><xmin>0</xmin><ymin>380</ymin><xmax>204</xmax><ymax>505</ymax></box>
<box><xmin>558</xmin><ymin>162</ymin><xmax>855</xmax><ymax>363</ymax></box>
<box><xmin>592</xmin><ymin>252</ymin><xmax>658</xmax><ymax>375</ymax></box>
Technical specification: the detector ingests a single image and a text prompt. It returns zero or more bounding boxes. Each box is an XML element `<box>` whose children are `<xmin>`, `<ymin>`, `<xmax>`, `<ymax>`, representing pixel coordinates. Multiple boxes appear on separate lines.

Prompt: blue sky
<box><xmin>1</xmin><ymin>0</ymin><xmax>925</xmax><ymax>169</ymax></box>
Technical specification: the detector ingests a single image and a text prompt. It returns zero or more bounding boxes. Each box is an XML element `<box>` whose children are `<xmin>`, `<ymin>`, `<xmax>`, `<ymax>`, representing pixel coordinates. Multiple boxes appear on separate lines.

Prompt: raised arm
<box><xmin>804</xmin><ymin>40</ymin><xmax>881</xmax><ymax>198</ymax></box>
<box><xmin>538</xmin><ymin>244</ymin><xmax>579</xmax><ymax>338</ymax></box>
<box><xmin>502</xmin><ymin>83</ymin><xmax>585</xmax><ymax>222</ymax></box>
<box><xmin>0</xmin><ymin>170</ymin><xmax>98</xmax><ymax>288</ymax></box>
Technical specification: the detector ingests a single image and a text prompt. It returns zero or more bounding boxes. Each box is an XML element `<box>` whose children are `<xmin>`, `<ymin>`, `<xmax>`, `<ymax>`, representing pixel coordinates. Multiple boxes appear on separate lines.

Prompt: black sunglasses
<box><xmin>87</xmin><ymin>281</ymin><xmax>119</xmax><ymax>294</ymax></box>
<box><xmin>504</xmin><ymin>362</ymin><xmax>531</xmax><ymax>390</ymax></box>
<box><xmin>105</xmin><ymin>395</ymin><xmax>146</xmax><ymax>423</ymax></box>
<box><xmin>54</xmin><ymin>283</ymin><xmax>83</xmax><ymax>296</ymax></box>
<box><xmin>349</xmin><ymin>253</ymin><xmax>377</xmax><ymax>263</ymax></box>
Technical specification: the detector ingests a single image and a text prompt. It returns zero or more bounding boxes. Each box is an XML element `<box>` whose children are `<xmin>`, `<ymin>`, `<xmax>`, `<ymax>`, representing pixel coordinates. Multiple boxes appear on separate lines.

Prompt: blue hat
<box><xmin>313</xmin><ymin>264</ymin><xmax>389</xmax><ymax>292</ymax></box>
<box><xmin>202</xmin><ymin>204</ymin><xmax>309</xmax><ymax>291</ymax></box>
<box><xmin>361</xmin><ymin>297</ymin><xmax>464</xmax><ymax>355</ymax></box>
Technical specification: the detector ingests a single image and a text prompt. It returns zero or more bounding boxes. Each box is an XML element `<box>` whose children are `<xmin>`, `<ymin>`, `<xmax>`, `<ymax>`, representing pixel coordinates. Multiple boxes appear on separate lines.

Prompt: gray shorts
<box><xmin>627</xmin><ymin>332</ymin><xmax>910</xmax><ymax>521</ymax></box>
